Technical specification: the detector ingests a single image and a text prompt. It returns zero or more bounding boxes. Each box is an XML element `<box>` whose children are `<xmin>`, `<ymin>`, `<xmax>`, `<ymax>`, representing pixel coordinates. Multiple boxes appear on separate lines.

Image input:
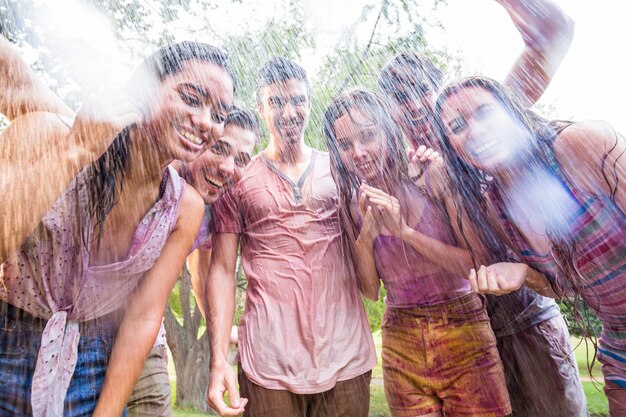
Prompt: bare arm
<box><xmin>499</xmin><ymin>0</ymin><xmax>575</xmax><ymax>105</ymax></box>
<box><xmin>0</xmin><ymin>36</ymin><xmax>74</xmax><ymax>120</ymax></box>
<box><xmin>188</xmin><ymin>246</ymin><xmax>212</xmax><ymax>319</ymax></box>
<box><xmin>92</xmin><ymin>184</ymin><xmax>205</xmax><ymax>417</ymax></box>
<box><xmin>0</xmin><ymin>91</ymin><xmax>140</xmax><ymax>261</ymax></box>
<box><xmin>351</xmin><ymin>193</ymin><xmax>382</xmax><ymax>301</ymax></box>
<box><xmin>0</xmin><ymin>113</ymin><xmax>94</xmax><ymax>260</ymax></box>
<box><xmin>470</xmin><ymin>262</ymin><xmax>559</xmax><ymax>298</ymax></box>
<box><xmin>205</xmin><ymin>232</ymin><xmax>247</xmax><ymax>416</ymax></box>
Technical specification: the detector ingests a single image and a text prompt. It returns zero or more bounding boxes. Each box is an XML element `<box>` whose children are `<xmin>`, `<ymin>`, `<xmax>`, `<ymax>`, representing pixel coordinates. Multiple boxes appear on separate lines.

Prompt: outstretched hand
<box><xmin>469</xmin><ymin>262</ymin><xmax>528</xmax><ymax>295</ymax></box>
<box><xmin>206</xmin><ymin>359</ymin><xmax>248</xmax><ymax>416</ymax></box>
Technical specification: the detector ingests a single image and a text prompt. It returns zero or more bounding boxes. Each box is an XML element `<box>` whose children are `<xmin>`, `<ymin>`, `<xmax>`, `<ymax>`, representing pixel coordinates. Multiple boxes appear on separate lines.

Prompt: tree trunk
<box><xmin>163</xmin><ymin>265</ymin><xmax>213</xmax><ymax>413</ymax></box>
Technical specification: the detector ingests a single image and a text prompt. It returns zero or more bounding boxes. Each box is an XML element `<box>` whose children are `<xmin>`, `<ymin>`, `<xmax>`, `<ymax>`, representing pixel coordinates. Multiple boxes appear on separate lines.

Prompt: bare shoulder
<box><xmin>554</xmin><ymin>120</ymin><xmax>621</xmax><ymax>157</ymax></box>
<box><xmin>553</xmin><ymin>120</ymin><xmax>625</xmax><ymax>194</ymax></box>
<box><xmin>180</xmin><ymin>183</ymin><xmax>206</xmax><ymax>221</ymax></box>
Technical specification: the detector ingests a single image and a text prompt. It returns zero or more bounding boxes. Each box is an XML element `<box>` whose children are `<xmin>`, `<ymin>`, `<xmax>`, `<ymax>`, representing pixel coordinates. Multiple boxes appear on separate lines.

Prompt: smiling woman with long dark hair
<box><xmin>435</xmin><ymin>75</ymin><xmax>626</xmax><ymax>415</ymax></box>
<box><xmin>0</xmin><ymin>41</ymin><xmax>237</xmax><ymax>417</ymax></box>
<box><xmin>324</xmin><ymin>88</ymin><xmax>513</xmax><ymax>417</ymax></box>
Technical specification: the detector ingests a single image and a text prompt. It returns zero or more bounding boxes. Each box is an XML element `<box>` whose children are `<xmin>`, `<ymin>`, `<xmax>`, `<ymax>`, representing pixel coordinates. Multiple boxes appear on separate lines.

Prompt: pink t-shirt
<box><xmin>213</xmin><ymin>151</ymin><xmax>376</xmax><ymax>394</ymax></box>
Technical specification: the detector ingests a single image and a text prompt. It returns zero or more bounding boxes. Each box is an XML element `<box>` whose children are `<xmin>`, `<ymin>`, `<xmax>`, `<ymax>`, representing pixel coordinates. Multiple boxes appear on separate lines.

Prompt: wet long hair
<box><xmin>378</xmin><ymin>51</ymin><xmax>444</xmax><ymax>102</ymax></box>
<box><xmin>81</xmin><ymin>41</ymin><xmax>235</xmax><ymax>249</ymax></box>
<box><xmin>323</xmin><ymin>88</ymin><xmax>408</xmax><ymax>239</ymax></box>
<box><xmin>433</xmin><ymin>75</ymin><xmax>624</xmax><ymax>343</ymax></box>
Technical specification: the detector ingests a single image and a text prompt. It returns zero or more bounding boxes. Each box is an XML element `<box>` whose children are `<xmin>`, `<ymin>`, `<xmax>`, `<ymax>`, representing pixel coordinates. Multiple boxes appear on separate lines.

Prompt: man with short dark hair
<box><xmin>205</xmin><ymin>57</ymin><xmax>376</xmax><ymax>417</ymax></box>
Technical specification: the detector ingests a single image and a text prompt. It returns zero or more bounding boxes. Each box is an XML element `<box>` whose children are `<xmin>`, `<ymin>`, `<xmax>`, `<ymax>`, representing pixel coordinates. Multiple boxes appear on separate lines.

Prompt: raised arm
<box><xmin>205</xmin><ymin>232</ymin><xmax>247</xmax><ymax>416</ymax></box>
<box><xmin>499</xmin><ymin>0</ymin><xmax>575</xmax><ymax>106</ymax></box>
<box><xmin>0</xmin><ymin>88</ymin><xmax>141</xmax><ymax>261</ymax></box>
<box><xmin>0</xmin><ymin>36</ymin><xmax>74</xmax><ymax>120</ymax></box>
<box><xmin>92</xmin><ymin>184</ymin><xmax>205</xmax><ymax>417</ymax></box>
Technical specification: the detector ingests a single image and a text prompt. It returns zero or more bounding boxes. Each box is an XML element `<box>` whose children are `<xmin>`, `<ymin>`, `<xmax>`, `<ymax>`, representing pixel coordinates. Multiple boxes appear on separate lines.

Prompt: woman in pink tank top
<box><xmin>323</xmin><ymin>89</ymin><xmax>511</xmax><ymax>417</ymax></box>
<box><xmin>0</xmin><ymin>41</ymin><xmax>236</xmax><ymax>417</ymax></box>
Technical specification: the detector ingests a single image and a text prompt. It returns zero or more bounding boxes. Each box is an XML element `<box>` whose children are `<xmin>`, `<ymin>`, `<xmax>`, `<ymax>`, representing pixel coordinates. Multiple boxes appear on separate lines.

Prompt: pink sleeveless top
<box><xmin>361</xmin><ymin>179</ymin><xmax>471</xmax><ymax>308</ymax></box>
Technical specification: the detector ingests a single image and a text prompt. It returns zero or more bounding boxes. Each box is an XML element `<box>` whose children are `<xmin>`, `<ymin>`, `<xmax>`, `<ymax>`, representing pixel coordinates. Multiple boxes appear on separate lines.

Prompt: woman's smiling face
<box><xmin>145</xmin><ymin>59</ymin><xmax>234</xmax><ymax>163</ymax></box>
<box><xmin>440</xmin><ymin>85</ymin><xmax>533</xmax><ymax>174</ymax></box>
<box><xmin>332</xmin><ymin>108</ymin><xmax>388</xmax><ymax>183</ymax></box>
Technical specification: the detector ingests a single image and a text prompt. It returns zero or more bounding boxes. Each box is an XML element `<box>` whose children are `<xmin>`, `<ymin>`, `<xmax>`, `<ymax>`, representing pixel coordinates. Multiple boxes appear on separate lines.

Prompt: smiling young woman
<box><xmin>0</xmin><ymin>41</ymin><xmax>237</xmax><ymax>417</ymax></box>
<box><xmin>435</xmin><ymin>75</ymin><xmax>626</xmax><ymax>415</ymax></box>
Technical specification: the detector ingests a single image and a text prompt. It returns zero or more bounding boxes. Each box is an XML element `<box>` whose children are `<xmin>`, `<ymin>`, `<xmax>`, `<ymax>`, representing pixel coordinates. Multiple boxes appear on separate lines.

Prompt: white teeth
<box><xmin>182</xmin><ymin>130</ymin><xmax>203</xmax><ymax>145</ymax></box>
<box><xmin>183</xmin><ymin>132</ymin><xmax>202</xmax><ymax>145</ymax></box>
<box><xmin>204</xmin><ymin>175</ymin><xmax>223</xmax><ymax>189</ymax></box>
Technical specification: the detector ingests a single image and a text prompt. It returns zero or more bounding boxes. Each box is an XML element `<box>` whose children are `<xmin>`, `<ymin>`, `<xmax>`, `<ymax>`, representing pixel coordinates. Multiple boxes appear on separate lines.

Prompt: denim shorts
<box><xmin>0</xmin><ymin>301</ymin><xmax>124</xmax><ymax>417</ymax></box>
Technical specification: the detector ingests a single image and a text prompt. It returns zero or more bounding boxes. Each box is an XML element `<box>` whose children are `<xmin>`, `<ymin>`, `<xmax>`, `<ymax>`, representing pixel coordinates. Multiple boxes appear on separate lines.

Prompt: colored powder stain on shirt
<box><xmin>213</xmin><ymin>151</ymin><xmax>376</xmax><ymax>394</ymax></box>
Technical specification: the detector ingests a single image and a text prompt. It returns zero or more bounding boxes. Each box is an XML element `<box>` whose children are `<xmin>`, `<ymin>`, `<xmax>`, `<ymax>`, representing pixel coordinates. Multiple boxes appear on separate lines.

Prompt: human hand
<box><xmin>407</xmin><ymin>145</ymin><xmax>441</xmax><ymax>181</ymax></box>
<box><xmin>469</xmin><ymin>262</ymin><xmax>528</xmax><ymax>295</ymax></box>
<box><xmin>206</xmin><ymin>359</ymin><xmax>248</xmax><ymax>416</ymax></box>
<box><xmin>496</xmin><ymin>0</ymin><xmax>572</xmax><ymax>50</ymax></box>
<box><xmin>357</xmin><ymin>189</ymin><xmax>382</xmax><ymax>243</ymax></box>
<box><xmin>360</xmin><ymin>183</ymin><xmax>407</xmax><ymax>237</ymax></box>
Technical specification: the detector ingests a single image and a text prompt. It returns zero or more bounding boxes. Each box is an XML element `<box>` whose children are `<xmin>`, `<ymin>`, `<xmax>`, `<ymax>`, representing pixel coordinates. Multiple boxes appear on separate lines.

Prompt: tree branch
<box><xmin>335</xmin><ymin>0</ymin><xmax>387</xmax><ymax>95</ymax></box>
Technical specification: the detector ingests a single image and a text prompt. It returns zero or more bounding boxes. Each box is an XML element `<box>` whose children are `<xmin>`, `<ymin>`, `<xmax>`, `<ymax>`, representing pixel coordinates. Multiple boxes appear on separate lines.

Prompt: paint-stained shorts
<box><xmin>382</xmin><ymin>293</ymin><xmax>511</xmax><ymax>417</ymax></box>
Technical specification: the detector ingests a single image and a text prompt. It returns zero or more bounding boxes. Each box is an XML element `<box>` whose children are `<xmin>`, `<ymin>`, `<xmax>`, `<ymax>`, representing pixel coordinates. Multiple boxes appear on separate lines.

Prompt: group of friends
<box><xmin>0</xmin><ymin>0</ymin><xmax>625</xmax><ymax>416</ymax></box>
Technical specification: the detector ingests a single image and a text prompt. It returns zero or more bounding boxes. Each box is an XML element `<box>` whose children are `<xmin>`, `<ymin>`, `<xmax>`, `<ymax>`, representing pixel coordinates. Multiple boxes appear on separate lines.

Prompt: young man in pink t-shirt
<box><xmin>205</xmin><ymin>57</ymin><xmax>377</xmax><ymax>417</ymax></box>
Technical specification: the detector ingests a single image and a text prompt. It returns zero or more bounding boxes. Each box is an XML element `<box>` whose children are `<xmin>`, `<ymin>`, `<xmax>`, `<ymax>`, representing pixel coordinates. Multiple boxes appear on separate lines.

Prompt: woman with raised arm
<box><xmin>0</xmin><ymin>41</ymin><xmax>236</xmax><ymax>417</ymax></box>
<box><xmin>435</xmin><ymin>75</ymin><xmax>626</xmax><ymax>415</ymax></box>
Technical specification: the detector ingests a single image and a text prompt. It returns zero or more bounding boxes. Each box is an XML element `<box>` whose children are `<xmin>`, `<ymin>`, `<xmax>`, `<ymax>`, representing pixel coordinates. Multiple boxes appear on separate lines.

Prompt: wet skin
<box><xmin>332</xmin><ymin>108</ymin><xmax>389</xmax><ymax>184</ymax></box>
<box><xmin>439</xmin><ymin>86</ymin><xmax>533</xmax><ymax>174</ymax></box>
<box><xmin>143</xmin><ymin>60</ymin><xmax>234</xmax><ymax>164</ymax></box>
<box><xmin>186</xmin><ymin>124</ymin><xmax>256</xmax><ymax>204</ymax></box>
<box><xmin>257</xmin><ymin>79</ymin><xmax>310</xmax><ymax>146</ymax></box>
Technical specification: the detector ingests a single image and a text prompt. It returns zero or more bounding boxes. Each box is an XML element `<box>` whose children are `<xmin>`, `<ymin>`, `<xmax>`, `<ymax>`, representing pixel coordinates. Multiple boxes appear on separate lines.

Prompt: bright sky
<box><xmin>422</xmin><ymin>0</ymin><xmax>626</xmax><ymax>134</ymax></box>
<box><xmin>298</xmin><ymin>0</ymin><xmax>626</xmax><ymax>133</ymax></box>
<box><xmin>24</xmin><ymin>0</ymin><xmax>626</xmax><ymax>134</ymax></box>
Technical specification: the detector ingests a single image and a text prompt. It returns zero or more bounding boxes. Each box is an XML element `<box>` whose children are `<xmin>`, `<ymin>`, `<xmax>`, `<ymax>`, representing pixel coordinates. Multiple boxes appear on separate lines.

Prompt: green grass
<box><xmin>171</xmin><ymin>333</ymin><xmax>610</xmax><ymax>417</ymax></box>
<box><xmin>584</xmin><ymin>381</ymin><xmax>609</xmax><ymax>416</ymax></box>
<box><xmin>572</xmin><ymin>336</ymin><xmax>604</xmax><ymax>379</ymax></box>
<box><xmin>369</xmin><ymin>385</ymin><xmax>390</xmax><ymax>417</ymax></box>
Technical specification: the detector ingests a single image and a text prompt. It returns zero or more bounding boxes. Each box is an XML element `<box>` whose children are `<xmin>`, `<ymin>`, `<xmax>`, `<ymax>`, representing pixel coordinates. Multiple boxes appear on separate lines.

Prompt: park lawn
<box><xmin>171</xmin><ymin>333</ymin><xmax>610</xmax><ymax>416</ymax></box>
<box><xmin>573</xmin><ymin>336</ymin><xmax>605</xmax><ymax>380</ymax></box>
